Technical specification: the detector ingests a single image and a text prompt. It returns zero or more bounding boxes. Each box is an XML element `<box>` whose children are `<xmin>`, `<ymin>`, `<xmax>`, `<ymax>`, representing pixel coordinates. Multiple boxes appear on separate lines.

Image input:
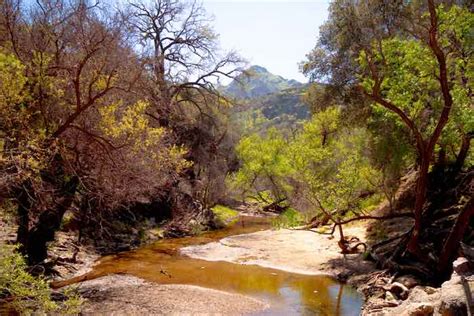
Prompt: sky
<box><xmin>202</xmin><ymin>0</ymin><xmax>330</xmax><ymax>83</ymax></box>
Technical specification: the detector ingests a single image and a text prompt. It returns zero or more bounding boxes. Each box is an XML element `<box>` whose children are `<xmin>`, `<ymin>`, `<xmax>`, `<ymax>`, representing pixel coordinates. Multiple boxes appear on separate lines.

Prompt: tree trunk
<box><xmin>15</xmin><ymin>181</ymin><xmax>34</xmax><ymax>253</ymax></box>
<box><xmin>453</xmin><ymin>133</ymin><xmax>472</xmax><ymax>173</ymax></box>
<box><xmin>438</xmin><ymin>197</ymin><xmax>474</xmax><ymax>276</ymax></box>
<box><xmin>407</xmin><ymin>154</ymin><xmax>430</xmax><ymax>257</ymax></box>
<box><xmin>26</xmin><ymin>176</ymin><xmax>78</xmax><ymax>265</ymax></box>
<box><xmin>432</xmin><ymin>145</ymin><xmax>446</xmax><ymax>175</ymax></box>
<box><xmin>337</xmin><ymin>223</ymin><xmax>347</xmax><ymax>253</ymax></box>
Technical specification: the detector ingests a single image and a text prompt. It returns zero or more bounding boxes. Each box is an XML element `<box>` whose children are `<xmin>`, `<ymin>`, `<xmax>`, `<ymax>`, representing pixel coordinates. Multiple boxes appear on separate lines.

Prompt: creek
<box><xmin>61</xmin><ymin>216</ymin><xmax>363</xmax><ymax>315</ymax></box>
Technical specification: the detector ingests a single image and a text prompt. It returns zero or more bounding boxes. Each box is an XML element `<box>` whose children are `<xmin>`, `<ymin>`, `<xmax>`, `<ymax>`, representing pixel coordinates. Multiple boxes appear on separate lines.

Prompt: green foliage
<box><xmin>0</xmin><ymin>245</ymin><xmax>82</xmax><ymax>315</ymax></box>
<box><xmin>271</xmin><ymin>208</ymin><xmax>305</xmax><ymax>229</ymax></box>
<box><xmin>211</xmin><ymin>205</ymin><xmax>239</xmax><ymax>226</ymax></box>
<box><xmin>358</xmin><ymin>194</ymin><xmax>384</xmax><ymax>214</ymax></box>
<box><xmin>259</xmin><ymin>89</ymin><xmax>310</xmax><ymax>121</ymax></box>
<box><xmin>232</xmin><ymin>106</ymin><xmax>382</xmax><ymax>222</ymax></box>
<box><xmin>230</xmin><ymin>127</ymin><xmax>293</xmax><ymax>202</ymax></box>
<box><xmin>99</xmin><ymin>100</ymin><xmax>192</xmax><ymax>173</ymax></box>
<box><xmin>291</xmin><ymin>114</ymin><xmax>381</xmax><ymax>220</ymax></box>
<box><xmin>232</xmin><ymin>109</ymin><xmax>270</xmax><ymax>135</ymax></box>
<box><xmin>0</xmin><ymin>51</ymin><xmax>27</xmax><ymax>106</ymax></box>
<box><xmin>358</xmin><ymin>5</ymin><xmax>473</xmax><ymax>165</ymax></box>
<box><xmin>245</xmin><ymin>190</ymin><xmax>275</xmax><ymax>205</ymax></box>
<box><xmin>359</xmin><ymin>38</ymin><xmax>438</xmax><ymax>133</ymax></box>
<box><xmin>0</xmin><ymin>51</ymin><xmax>51</xmax><ymax>187</ymax></box>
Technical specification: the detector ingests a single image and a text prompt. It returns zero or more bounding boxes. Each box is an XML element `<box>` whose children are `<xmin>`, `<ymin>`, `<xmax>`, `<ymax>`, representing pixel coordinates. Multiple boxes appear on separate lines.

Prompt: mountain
<box><xmin>223</xmin><ymin>65</ymin><xmax>303</xmax><ymax>99</ymax></box>
<box><xmin>224</xmin><ymin>66</ymin><xmax>311</xmax><ymax>132</ymax></box>
<box><xmin>259</xmin><ymin>88</ymin><xmax>309</xmax><ymax>120</ymax></box>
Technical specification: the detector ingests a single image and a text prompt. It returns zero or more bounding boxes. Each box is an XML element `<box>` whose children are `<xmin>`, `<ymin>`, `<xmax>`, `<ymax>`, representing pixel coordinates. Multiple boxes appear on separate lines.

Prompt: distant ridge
<box><xmin>223</xmin><ymin>65</ymin><xmax>303</xmax><ymax>99</ymax></box>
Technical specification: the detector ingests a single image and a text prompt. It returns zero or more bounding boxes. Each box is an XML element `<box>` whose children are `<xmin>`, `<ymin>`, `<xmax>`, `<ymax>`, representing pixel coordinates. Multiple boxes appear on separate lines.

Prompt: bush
<box><xmin>0</xmin><ymin>244</ymin><xmax>82</xmax><ymax>315</ymax></box>
<box><xmin>211</xmin><ymin>205</ymin><xmax>239</xmax><ymax>227</ymax></box>
<box><xmin>271</xmin><ymin>208</ymin><xmax>305</xmax><ymax>228</ymax></box>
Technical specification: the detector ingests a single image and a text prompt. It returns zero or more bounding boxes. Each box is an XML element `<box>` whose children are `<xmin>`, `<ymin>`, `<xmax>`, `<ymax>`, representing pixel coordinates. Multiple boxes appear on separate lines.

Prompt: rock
<box><xmin>453</xmin><ymin>257</ymin><xmax>471</xmax><ymax>275</ymax></box>
<box><xmin>383</xmin><ymin>286</ymin><xmax>440</xmax><ymax>316</ymax></box>
<box><xmin>363</xmin><ymin>261</ymin><xmax>472</xmax><ymax>316</ymax></box>
<box><xmin>385</xmin><ymin>282</ymin><xmax>409</xmax><ymax>300</ymax></box>
<box><xmin>385</xmin><ymin>291</ymin><xmax>399</xmax><ymax>305</ymax></box>
<box><xmin>461</xmin><ymin>243</ymin><xmax>474</xmax><ymax>263</ymax></box>
<box><xmin>407</xmin><ymin>303</ymin><xmax>434</xmax><ymax>315</ymax></box>
<box><xmin>436</xmin><ymin>273</ymin><xmax>468</xmax><ymax>316</ymax></box>
<box><xmin>423</xmin><ymin>286</ymin><xmax>438</xmax><ymax>295</ymax></box>
<box><xmin>336</xmin><ymin>271</ymin><xmax>352</xmax><ymax>282</ymax></box>
<box><xmin>116</xmin><ymin>243</ymin><xmax>131</xmax><ymax>252</ymax></box>
<box><xmin>396</xmin><ymin>275</ymin><xmax>421</xmax><ymax>289</ymax></box>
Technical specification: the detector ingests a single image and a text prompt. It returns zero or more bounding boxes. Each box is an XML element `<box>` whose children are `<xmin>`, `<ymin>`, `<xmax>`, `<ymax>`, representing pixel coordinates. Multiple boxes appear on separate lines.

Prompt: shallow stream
<box><xmin>61</xmin><ymin>216</ymin><xmax>363</xmax><ymax>315</ymax></box>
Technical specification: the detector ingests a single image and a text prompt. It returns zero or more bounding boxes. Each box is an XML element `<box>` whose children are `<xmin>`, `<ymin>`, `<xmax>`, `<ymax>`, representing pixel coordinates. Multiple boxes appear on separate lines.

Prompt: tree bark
<box><xmin>438</xmin><ymin>197</ymin><xmax>474</xmax><ymax>275</ymax></box>
<box><xmin>407</xmin><ymin>153</ymin><xmax>430</xmax><ymax>257</ymax></box>
<box><xmin>26</xmin><ymin>176</ymin><xmax>78</xmax><ymax>265</ymax></box>
<box><xmin>15</xmin><ymin>181</ymin><xmax>34</xmax><ymax>253</ymax></box>
<box><xmin>454</xmin><ymin>133</ymin><xmax>472</xmax><ymax>173</ymax></box>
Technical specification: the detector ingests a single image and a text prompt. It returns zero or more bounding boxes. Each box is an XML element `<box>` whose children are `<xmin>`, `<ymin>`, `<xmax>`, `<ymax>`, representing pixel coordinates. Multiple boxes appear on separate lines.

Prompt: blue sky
<box><xmin>202</xmin><ymin>0</ymin><xmax>330</xmax><ymax>83</ymax></box>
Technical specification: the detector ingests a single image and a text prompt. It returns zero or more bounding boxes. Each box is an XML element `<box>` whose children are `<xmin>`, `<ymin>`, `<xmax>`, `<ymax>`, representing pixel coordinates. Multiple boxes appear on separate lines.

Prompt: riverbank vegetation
<box><xmin>0</xmin><ymin>0</ymin><xmax>472</xmax><ymax>314</ymax></box>
<box><xmin>234</xmin><ymin>0</ymin><xmax>472</xmax><ymax>282</ymax></box>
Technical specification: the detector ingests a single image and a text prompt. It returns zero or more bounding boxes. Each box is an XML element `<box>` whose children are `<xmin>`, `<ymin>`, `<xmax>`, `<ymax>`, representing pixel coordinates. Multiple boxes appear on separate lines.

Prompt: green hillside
<box><xmin>224</xmin><ymin>66</ymin><xmax>310</xmax><ymax>131</ymax></box>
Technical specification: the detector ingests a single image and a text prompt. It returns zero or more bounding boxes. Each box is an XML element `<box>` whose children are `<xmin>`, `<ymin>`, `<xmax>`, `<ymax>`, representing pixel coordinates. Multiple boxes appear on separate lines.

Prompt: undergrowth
<box><xmin>0</xmin><ymin>244</ymin><xmax>82</xmax><ymax>315</ymax></box>
<box><xmin>211</xmin><ymin>205</ymin><xmax>239</xmax><ymax>227</ymax></box>
<box><xmin>271</xmin><ymin>208</ymin><xmax>306</xmax><ymax>228</ymax></box>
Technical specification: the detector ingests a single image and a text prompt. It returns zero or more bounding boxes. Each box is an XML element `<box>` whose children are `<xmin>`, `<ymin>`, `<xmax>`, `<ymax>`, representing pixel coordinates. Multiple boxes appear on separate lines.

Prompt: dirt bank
<box><xmin>72</xmin><ymin>274</ymin><xmax>269</xmax><ymax>315</ymax></box>
<box><xmin>180</xmin><ymin>224</ymin><xmax>375</xmax><ymax>279</ymax></box>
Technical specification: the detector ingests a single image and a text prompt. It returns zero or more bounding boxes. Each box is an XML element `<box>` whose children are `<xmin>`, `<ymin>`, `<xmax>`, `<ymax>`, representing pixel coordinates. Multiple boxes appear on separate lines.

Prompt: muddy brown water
<box><xmin>56</xmin><ymin>216</ymin><xmax>363</xmax><ymax>315</ymax></box>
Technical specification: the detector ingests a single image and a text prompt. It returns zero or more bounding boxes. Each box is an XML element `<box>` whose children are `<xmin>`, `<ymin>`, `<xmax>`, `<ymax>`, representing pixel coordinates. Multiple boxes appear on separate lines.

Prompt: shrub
<box><xmin>0</xmin><ymin>244</ymin><xmax>82</xmax><ymax>315</ymax></box>
<box><xmin>211</xmin><ymin>205</ymin><xmax>239</xmax><ymax>227</ymax></box>
<box><xmin>271</xmin><ymin>208</ymin><xmax>305</xmax><ymax>229</ymax></box>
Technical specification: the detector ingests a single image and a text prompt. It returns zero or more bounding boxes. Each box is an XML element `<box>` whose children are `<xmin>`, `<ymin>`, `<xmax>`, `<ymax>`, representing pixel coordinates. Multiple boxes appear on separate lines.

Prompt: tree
<box><xmin>0</xmin><ymin>0</ymin><xmax>245</xmax><ymax>265</ymax></box>
<box><xmin>357</xmin><ymin>2</ymin><xmax>473</xmax><ymax>256</ymax></box>
<box><xmin>124</xmin><ymin>0</ymin><xmax>244</xmax><ymax>216</ymax></box>
<box><xmin>302</xmin><ymin>0</ymin><xmax>473</xmax><ymax>260</ymax></box>
<box><xmin>231</xmin><ymin>107</ymin><xmax>385</xmax><ymax>252</ymax></box>
<box><xmin>126</xmin><ymin>0</ymin><xmax>243</xmax><ymax>126</ymax></box>
<box><xmin>288</xmin><ymin>107</ymin><xmax>383</xmax><ymax>252</ymax></box>
<box><xmin>0</xmin><ymin>0</ymin><xmax>190</xmax><ymax>264</ymax></box>
<box><xmin>231</xmin><ymin>127</ymin><xmax>292</xmax><ymax>205</ymax></box>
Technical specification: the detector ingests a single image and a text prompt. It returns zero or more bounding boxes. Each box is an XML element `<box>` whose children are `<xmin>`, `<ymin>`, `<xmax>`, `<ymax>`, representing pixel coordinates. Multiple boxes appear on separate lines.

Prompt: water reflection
<box><xmin>60</xmin><ymin>216</ymin><xmax>362</xmax><ymax>315</ymax></box>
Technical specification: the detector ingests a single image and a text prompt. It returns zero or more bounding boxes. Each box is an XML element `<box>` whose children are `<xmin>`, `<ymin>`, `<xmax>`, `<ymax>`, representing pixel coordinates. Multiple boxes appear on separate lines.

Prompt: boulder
<box><xmin>396</xmin><ymin>275</ymin><xmax>421</xmax><ymax>289</ymax></box>
<box><xmin>380</xmin><ymin>286</ymin><xmax>440</xmax><ymax>316</ymax></box>
<box><xmin>453</xmin><ymin>257</ymin><xmax>471</xmax><ymax>275</ymax></box>
<box><xmin>436</xmin><ymin>273</ymin><xmax>468</xmax><ymax>316</ymax></box>
<box><xmin>385</xmin><ymin>282</ymin><xmax>410</xmax><ymax>300</ymax></box>
<box><xmin>385</xmin><ymin>291</ymin><xmax>400</xmax><ymax>305</ymax></box>
<box><xmin>406</xmin><ymin>303</ymin><xmax>435</xmax><ymax>315</ymax></box>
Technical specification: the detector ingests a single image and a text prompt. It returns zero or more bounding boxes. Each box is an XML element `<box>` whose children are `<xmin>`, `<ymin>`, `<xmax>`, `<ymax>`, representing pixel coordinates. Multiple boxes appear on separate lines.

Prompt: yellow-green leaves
<box><xmin>231</xmin><ymin>127</ymin><xmax>293</xmax><ymax>201</ymax></box>
<box><xmin>0</xmin><ymin>51</ymin><xmax>27</xmax><ymax>108</ymax></box>
<box><xmin>358</xmin><ymin>5</ymin><xmax>473</xmax><ymax>145</ymax></box>
<box><xmin>99</xmin><ymin>100</ymin><xmax>191</xmax><ymax>172</ymax></box>
<box><xmin>100</xmin><ymin>100</ymin><xmax>158</xmax><ymax>140</ymax></box>
<box><xmin>232</xmin><ymin>106</ymin><xmax>381</xmax><ymax>217</ymax></box>
<box><xmin>0</xmin><ymin>244</ymin><xmax>82</xmax><ymax>314</ymax></box>
<box><xmin>0</xmin><ymin>52</ymin><xmax>51</xmax><ymax>185</ymax></box>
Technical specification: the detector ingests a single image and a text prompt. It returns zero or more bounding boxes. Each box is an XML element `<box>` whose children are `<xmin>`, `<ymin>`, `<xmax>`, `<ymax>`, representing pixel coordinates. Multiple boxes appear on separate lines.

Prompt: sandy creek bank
<box><xmin>76</xmin><ymin>274</ymin><xmax>269</xmax><ymax>315</ymax></box>
<box><xmin>59</xmin><ymin>217</ymin><xmax>369</xmax><ymax>315</ymax></box>
<box><xmin>180</xmin><ymin>225</ymin><xmax>374</xmax><ymax>278</ymax></box>
<box><xmin>67</xmin><ymin>216</ymin><xmax>472</xmax><ymax>316</ymax></box>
